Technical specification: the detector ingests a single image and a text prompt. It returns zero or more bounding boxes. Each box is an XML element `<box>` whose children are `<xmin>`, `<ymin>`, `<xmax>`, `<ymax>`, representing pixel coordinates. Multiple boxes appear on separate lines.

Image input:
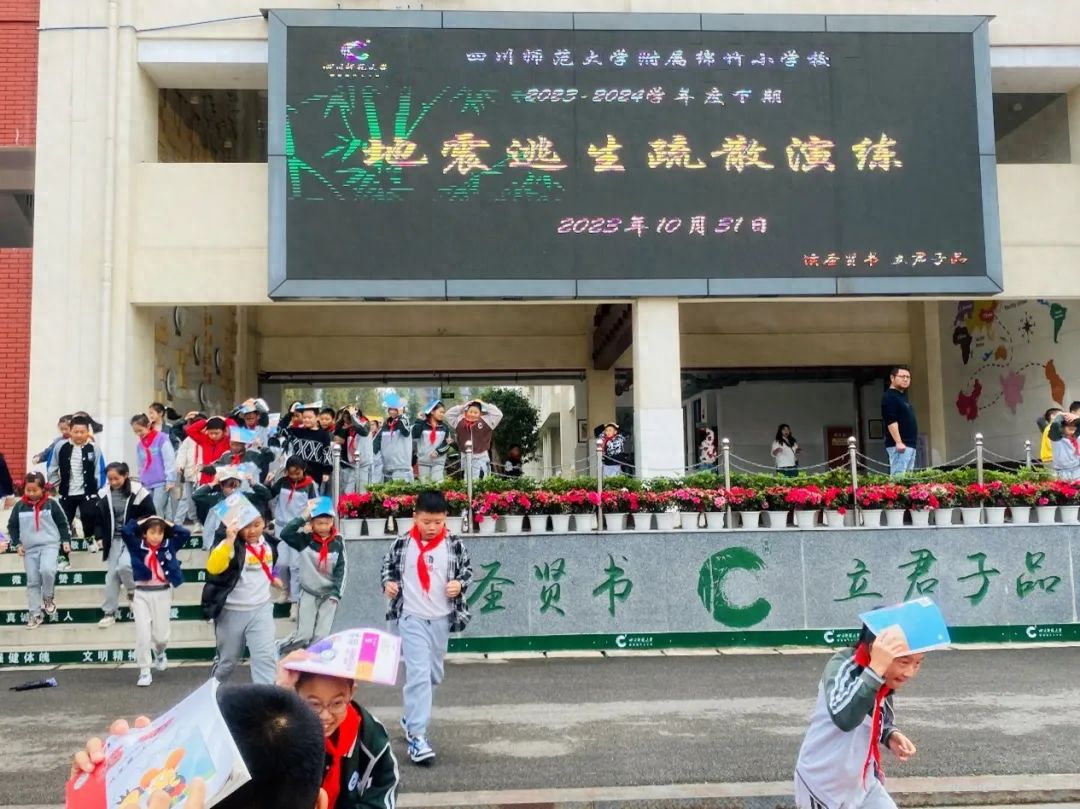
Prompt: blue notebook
<box><xmin>860</xmin><ymin>598</ymin><xmax>951</xmax><ymax>653</ymax></box>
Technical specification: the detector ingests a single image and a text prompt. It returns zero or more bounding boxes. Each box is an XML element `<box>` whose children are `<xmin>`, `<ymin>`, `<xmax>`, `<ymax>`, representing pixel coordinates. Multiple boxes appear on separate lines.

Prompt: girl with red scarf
<box><xmin>1047</xmin><ymin>410</ymin><xmax>1080</xmax><ymax>480</ymax></box>
<box><xmin>794</xmin><ymin>624</ymin><xmax>922</xmax><ymax>809</ymax></box>
<box><xmin>276</xmin><ymin>650</ymin><xmax>400</xmax><ymax>809</ymax></box>
<box><xmin>4</xmin><ymin>472</ymin><xmax>71</xmax><ymax>629</ymax></box>
<box><xmin>411</xmin><ymin>400</ymin><xmax>452</xmax><ymax>482</ymax></box>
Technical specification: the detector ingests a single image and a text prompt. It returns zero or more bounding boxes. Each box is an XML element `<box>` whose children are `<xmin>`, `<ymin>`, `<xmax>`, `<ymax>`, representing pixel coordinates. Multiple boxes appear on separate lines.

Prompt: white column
<box><xmin>586</xmin><ymin>368</ymin><xmax>615</xmax><ymax>477</ymax></box>
<box><xmin>632</xmin><ymin>298</ymin><xmax>684</xmax><ymax>477</ymax></box>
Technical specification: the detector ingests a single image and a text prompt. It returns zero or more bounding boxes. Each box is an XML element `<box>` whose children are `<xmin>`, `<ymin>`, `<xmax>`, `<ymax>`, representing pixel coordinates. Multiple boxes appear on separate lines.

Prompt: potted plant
<box><xmin>1005</xmin><ymin>481</ymin><xmax>1040</xmax><ymax>525</ymax></box>
<box><xmin>856</xmin><ymin>485</ymin><xmax>885</xmax><ymax>528</ymax></box>
<box><xmin>595</xmin><ymin>490</ymin><xmax>626</xmax><ymax>531</ymax></box>
<box><xmin>444</xmin><ymin>490</ymin><xmax>470</xmax><ymax>535</ymax></box>
<box><xmin>822</xmin><ymin>486</ymin><xmax>851</xmax><ymax>529</ymax></box>
<box><xmin>473</xmin><ymin>491</ymin><xmax>510</xmax><ymax>534</ymax></box>
<box><xmin>728</xmin><ymin>486</ymin><xmax>765</xmax><ymax>529</ymax></box>
<box><xmin>336</xmin><ymin>493</ymin><xmax>364</xmax><ymax>539</ymax></box>
<box><xmin>646</xmin><ymin>491</ymin><xmax>678</xmax><ymax>531</ymax></box>
<box><xmin>762</xmin><ymin>485</ymin><xmax>791</xmax><ymax>528</ymax></box>
<box><xmin>703</xmin><ymin>489</ymin><xmax>727</xmax><ymax>530</ymax></box>
<box><xmin>879</xmin><ymin>483</ymin><xmax>908</xmax><ymax>528</ymax></box>
<box><xmin>961</xmin><ymin>482</ymin><xmax>1000</xmax><ymax>526</ymax></box>
<box><xmin>502</xmin><ymin>490</ymin><xmax>533</xmax><ymax>534</ymax></box>
<box><xmin>381</xmin><ymin>494</ymin><xmax>417</xmax><ymax>535</ymax></box>
<box><xmin>560</xmin><ymin>489</ymin><xmax>595</xmax><ymax>531</ymax></box>
<box><xmin>785</xmin><ymin>485</ymin><xmax>824</xmax><ymax>529</ymax></box>
<box><xmin>923</xmin><ymin>482</ymin><xmax>959</xmax><ymax>527</ymax></box>
<box><xmin>905</xmin><ymin>484</ymin><xmax>938</xmax><ymax>527</ymax></box>
<box><xmin>1040</xmin><ymin>480</ymin><xmax>1077</xmax><ymax>524</ymax></box>
<box><xmin>667</xmin><ymin>487</ymin><xmax>705</xmax><ymax>530</ymax></box>
<box><xmin>530</xmin><ymin>490</ymin><xmax>567</xmax><ymax>532</ymax></box>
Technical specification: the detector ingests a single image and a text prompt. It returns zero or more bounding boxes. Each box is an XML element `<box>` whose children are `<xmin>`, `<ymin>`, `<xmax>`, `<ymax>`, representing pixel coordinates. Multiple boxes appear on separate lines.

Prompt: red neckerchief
<box><xmin>322</xmin><ymin>704</ymin><xmax>361</xmax><ymax>809</ymax></box>
<box><xmin>428</xmin><ymin>417</ymin><xmax>440</xmax><ymax>444</ymax></box>
<box><xmin>144</xmin><ymin>541</ymin><xmax>167</xmax><ymax>584</ymax></box>
<box><xmin>853</xmin><ymin>643</ymin><xmax>889</xmax><ymax>786</ymax></box>
<box><xmin>1068</xmin><ymin>436</ymin><xmax>1079</xmax><ymax>455</ymax></box>
<box><xmin>286</xmin><ymin>477</ymin><xmax>314</xmax><ymax>504</ymax></box>
<box><xmin>347</xmin><ymin>430</ymin><xmax>359</xmax><ymax>460</ymax></box>
<box><xmin>22</xmin><ymin>496</ymin><xmax>46</xmax><ymax>531</ymax></box>
<box><xmin>313</xmin><ymin>531</ymin><xmax>335</xmax><ymax>573</ymax></box>
<box><xmin>139</xmin><ymin>429</ymin><xmax>159</xmax><ymax>473</ymax></box>
<box><xmin>409</xmin><ymin>525</ymin><xmax>447</xmax><ymax>593</ymax></box>
<box><xmin>244</xmin><ymin>540</ymin><xmax>275</xmax><ymax>582</ymax></box>
<box><xmin>386</xmin><ymin>417</ymin><xmax>399</xmax><ymax>433</ymax></box>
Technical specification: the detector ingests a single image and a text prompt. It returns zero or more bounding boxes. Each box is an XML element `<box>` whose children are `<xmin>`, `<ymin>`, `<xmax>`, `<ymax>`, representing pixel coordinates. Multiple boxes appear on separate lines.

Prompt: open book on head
<box><xmin>66</xmin><ymin>679</ymin><xmax>249</xmax><ymax>809</ymax></box>
<box><xmin>860</xmin><ymin>597</ymin><xmax>951</xmax><ymax>654</ymax></box>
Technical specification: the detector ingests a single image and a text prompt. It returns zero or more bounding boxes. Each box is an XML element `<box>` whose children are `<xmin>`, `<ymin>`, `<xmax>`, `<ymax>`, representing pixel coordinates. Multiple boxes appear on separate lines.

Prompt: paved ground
<box><xmin>1</xmin><ymin>648</ymin><xmax>1078</xmax><ymax>806</ymax></box>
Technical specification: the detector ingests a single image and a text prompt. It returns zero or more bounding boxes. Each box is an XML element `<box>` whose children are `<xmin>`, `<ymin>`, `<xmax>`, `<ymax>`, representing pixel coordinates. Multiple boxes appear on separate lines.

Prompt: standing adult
<box><xmin>882</xmin><ymin>365</ymin><xmax>918</xmax><ymax>476</ymax></box>
<box><xmin>771</xmin><ymin>424</ymin><xmax>800</xmax><ymax>477</ymax></box>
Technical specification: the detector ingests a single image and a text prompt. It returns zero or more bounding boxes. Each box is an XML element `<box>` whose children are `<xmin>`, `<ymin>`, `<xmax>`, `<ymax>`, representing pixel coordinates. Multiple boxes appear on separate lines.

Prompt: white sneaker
<box><xmin>57</xmin><ymin>559</ymin><xmax>71</xmax><ymax>572</ymax></box>
<box><xmin>98</xmin><ymin>614</ymin><xmax>116</xmax><ymax>628</ymax></box>
<box><xmin>137</xmin><ymin>670</ymin><xmax>152</xmax><ymax>687</ymax></box>
<box><xmin>87</xmin><ymin>542</ymin><xmax>99</xmax><ymax>553</ymax></box>
<box><xmin>154</xmin><ymin>651</ymin><xmax>168</xmax><ymax>672</ymax></box>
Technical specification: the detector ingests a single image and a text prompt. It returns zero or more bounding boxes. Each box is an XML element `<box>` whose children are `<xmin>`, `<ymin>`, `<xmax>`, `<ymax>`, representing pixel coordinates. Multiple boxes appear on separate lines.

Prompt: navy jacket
<box><xmin>120</xmin><ymin>519</ymin><xmax>190</xmax><ymax>588</ymax></box>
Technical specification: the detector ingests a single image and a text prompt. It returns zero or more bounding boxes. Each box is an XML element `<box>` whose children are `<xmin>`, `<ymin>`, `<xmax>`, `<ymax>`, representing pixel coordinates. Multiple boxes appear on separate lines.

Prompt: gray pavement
<box><xmin>1</xmin><ymin>648</ymin><xmax>1078</xmax><ymax>806</ymax></box>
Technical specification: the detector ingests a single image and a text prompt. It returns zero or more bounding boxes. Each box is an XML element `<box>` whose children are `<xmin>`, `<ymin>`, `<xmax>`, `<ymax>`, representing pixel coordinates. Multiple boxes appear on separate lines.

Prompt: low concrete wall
<box><xmin>332</xmin><ymin>526</ymin><xmax>1080</xmax><ymax>652</ymax></box>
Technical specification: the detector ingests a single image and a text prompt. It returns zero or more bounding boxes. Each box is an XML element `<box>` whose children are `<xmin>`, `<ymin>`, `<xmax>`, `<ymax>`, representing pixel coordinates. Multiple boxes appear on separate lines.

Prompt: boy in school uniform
<box><xmin>131</xmin><ymin>413</ymin><xmax>178</xmax><ymax>516</ymax></box>
<box><xmin>49</xmin><ymin>414</ymin><xmax>107</xmax><ymax>554</ymax></box>
<box><xmin>184</xmin><ymin>414</ymin><xmax>236</xmax><ymax>468</ymax></box>
<box><xmin>173</xmin><ymin>412</ymin><xmax>207</xmax><ymax>528</ymax></box>
<box><xmin>278</xmin><ymin>496</ymin><xmax>346</xmax><ymax>652</ymax></box>
<box><xmin>195</xmin><ymin>466</ymin><xmax>272</xmax><ymax>543</ymax></box>
<box><xmin>32</xmin><ymin>414</ymin><xmax>72</xmax><ymax>466</ymax></box>
<box><xmin>445</xmin><ymin>399</ymin><xmax>503</xmax><ymax>480</ymax></box>
<box><xmin>201</xmin><ymin>502</ymin><xmax>281</xmax><ymax>685</ymax></box>
<box><xmin>121</xmin><ymin>515</ymin><xmax>191</xmax><ymax>687</ymax></box>
<box><xmin>412</xmin><ymin>400</ymin><xmax>452</xmax><ymax>482</ymax></box>
<box><xmin>4</xmin><ymin>472</ymin><xmax>71</xmax><ymax>629</ymax></box>
<box><xmin>379</xmin><ymin>395</ymin><xmax>413</xmax><ymax>483</ymax></box>
<box><xmin>232</xmin><ymin>398</ymin><xmax>273</xmax><ymax>447</ymax></box>
<box><xmin>269</xmin><ymin>457</ymin><xmax>319</xmax><ymax>612</ymax></box>
<box><xmin>334</xmin><ymin>407</ymin><xmax>371</xmax><ymax>494</ymax></box>
<box><xmin>369</xmin><ymin>416</ymin><xmax>384</xmax><ymax>484</ymax></box>
<box><xmin>215</xmin><ymin>426</ymin><xmax>274</xmax><ymax>487</ymax></box>
<box><xmin>795</xmin><ymin>612</ymin><xmax>934</xmax><ymax>809</ymax></box>
<box><xmin>381</xmin><ymin>490</ymin><xmax>473</xmax><ymax>764</ymax></box>
<box><xmin>280</xmin><ymin>403</ymin><xmax>334</xmax><ymax>491</ymax></box>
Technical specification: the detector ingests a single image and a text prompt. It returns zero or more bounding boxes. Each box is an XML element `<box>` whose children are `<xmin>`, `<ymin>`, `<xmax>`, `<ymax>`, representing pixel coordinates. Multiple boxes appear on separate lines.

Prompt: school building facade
<box><xmin>24</xmin><ymin>0</ymin><xmax>1080</xmax><ymax>477</ymax></box>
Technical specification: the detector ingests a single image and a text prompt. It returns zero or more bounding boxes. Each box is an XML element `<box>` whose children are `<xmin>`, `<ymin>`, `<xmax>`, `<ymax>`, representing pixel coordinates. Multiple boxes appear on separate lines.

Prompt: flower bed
<box><xmin>336</xmin><ymin>468</ymin><xmax>1068</xmax><ymax>532</ymax></box>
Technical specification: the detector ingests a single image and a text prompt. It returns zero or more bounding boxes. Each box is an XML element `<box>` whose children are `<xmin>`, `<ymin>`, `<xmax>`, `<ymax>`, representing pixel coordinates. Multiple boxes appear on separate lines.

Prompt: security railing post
<box><xmin>1024</xmin><ymin>439</ymin><xmax>1032</xmax><ymax>469</ymax></box>
<box><xmin>975</xmin><ymin>433</ymin><xmax>984</xmax><ymax>485</ymax></box>
<box><xmin>464</xmin><ymin>440</ymin><xmax>474</xmax><ymax>533</ymax></box>
<box><xmin>722</xmin><ymin>438</ymin><xmax>732</xmax><ymax>529</ymax></box>
<box><xmin>848</xmin><ymin>436</ymin><xmax>860</xmax><ymax>526</ymax></box>
<box><xmin>330</xmin><ymin>443</ymin><xmax>342</xmax><ymax>529</ymax></box>
<box><xmin>596</xmin><ymin>437</ymin><xmax>605</xmax><ymax>531</ymax></box>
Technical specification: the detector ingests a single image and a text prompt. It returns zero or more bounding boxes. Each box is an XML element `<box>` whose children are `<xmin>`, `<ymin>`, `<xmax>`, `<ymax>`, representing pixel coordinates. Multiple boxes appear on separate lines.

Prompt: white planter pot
<box><xmin>705</xmin><ymin>511</ymin><xmax>725</xmax><ymax>530</ymax></box>
<box><xmin>574</xmin><ymin>513</ymin><xmax>597</xmax><ymax>532</ymax></box>
<box><xmin>395</xmin><ymin>516</ymin><xmax>414</xmax><ymax>535</ymax></box>
<box><xmin>739</xmin><ymin>511</ymin><xmax>762</xmax><ymax>529</ymax></box>
<box><xmin>909</xmin><ymin>509</ymin><xmax>931</xmax><ymax>528</ymax></box>
<box><xmin>340</xmin><ymin>519</ymin><xmax>363</xmax><ymax>539</ymax></box>
<box><xmin>1032</xmin><ymin>505</ymin><xmax>1058</xmax><ymax>524</ymax></box>
<box><xmin>794</xmin><ymin>510</ymin><xmax>818</xmax><ymax>529</ymax></box>
<box><xmin>762</xmin><ymin>510</ymin><xmax>786</xmax><ymax>529</ymax></box>
<box><xmin>1009</xmin><ymin>506</ymin><xmax>1031</xmax><ymax>525</ymax></box>
<box><xmin>884</xmin><ymin>509</ymin><xmax>907</xmax><ymax>528</ymax></box>
<box><xmin>477</xmin><ymin>517</ymin><xmax>498</xmax><ymax>535</ymax></box>
<box><xmin>654</xmin><ymin>512</ymin><xmax>678</xmax><ymax>531</ymax></box>
<box><xmin>549</xmin><ymin>513</ymin><xmax>572</xmax><ymax>533</ymax></box>
<box><xmin>932</xmin><ymin>508</ymin><xmax>955</xmax><ymax>527</ymax></box>
<box><xmin>1059</xmin><ymin>505</ymin><xmax>1079</xmax><ymax>524</ymax></box>
<box><xmin>630</xmin><ymin>513</ymin><xmax>653</xmax><ymax>531</ymax></box>
<box><xmin>604</xmin><ymin>512</ymin><xmax>628</xmax><ymax>532</ymax></box>
<box><xmin>823</xmin><ymin>510</ymin><xmax>846</xmax><ymax>529</ymax></box>
<box><xmin>445</xmin><ymin>516</ymin><xmax>464</xmax><ymax>535</ymax></box>
<box><xmin>960</xmin><ymin>507</ymin><xmax>983</xmax><ymax>526</ymax></box>
<box><xmin>680</xmin><ymin>511</ymin><xmax>701</xmax><ymax>530</ymax></box>
<box><xmin>861</xmin><ymin>509</ymin><xmax>882</xmax><ymax>528</ymax></box>
<box><xmin>364</xmin><ymin>518</ymin><xmax>387</xmax><ymax>537</ymax></box>
<box><xmin>503</xmin><ymin>514</ymin><xmax>526</xmax><ymax>533</ymax></box>
<box><xmin>984</xmin><ymin>506</ymin><xmax>1007</xmax><ymax>526</ymax></box>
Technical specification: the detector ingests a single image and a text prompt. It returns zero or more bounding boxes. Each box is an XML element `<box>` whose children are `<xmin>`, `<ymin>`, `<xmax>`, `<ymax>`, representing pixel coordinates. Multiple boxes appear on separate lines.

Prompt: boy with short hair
<box><xmin>445</xmin><ymin>399</ymin><xmax>503</xmax><ymax>480</ymax></box>
<box><xmin>173</xmin><ymin>412</ymin><xmax>207</xmax><ymax>528</ymax></box>
<box><xmin>369</xmin><ymin>416</ymin><xmax>384</xmax><ymax>484</ymax></box>
<box><xmin>412</xmin><ymin>400</ymin><xmax>452</xmax><ymax>482</ymax></box>
<box><xmin>49</xmin><ymin>414</ymin><xmax>106</xmax><ymax>553</ymax></box>
<box><xmin>32</xmin><ymin>414</ymin><xmax>72</xmax><ymax>466</ymax></box>
<box><xmin>269</xmin><ymin>457</ymin><xmax>319</xmax><ymax>610</ymax></box>
<box><xmin>215</xmin><ymin>426</ymin><xmax>274</xmax><ymax>486</ymax></box>
<box><xmin>1037</xmin><ymin>407</ymin><xmax>1063</xmax><ymax>468</ymax></box>
<box><xmin>279</xmin><ymin>497</ymin><xmax>346</xmax><ymax>652</ymax></box>
<box><xmin>795</xmin><ymin>624</ymin><xmax>923</xmax><ymax>809</ymax></box>
<box><xmin>381</xmin><ymin>490</ymin><xmax>473</xmax><ymax>764</ymax></box>
<box><xmin>280</xmin><ymin>403</ymin><xmax>333</xmax><ymax>491</ymax></box>
<box><xmin>121</xmin><ymin>515</ymin><xmax>191</xmax><ymax>687</ymax></box>
<box><xmin>379</xmin><ymin>395</ymin><xmax>413</xmax><ymax>483</ymax></box>
<box><xmin>131</xmin><ymin>413</ymin><xmax>178</xmax><ymax>516</ymax></box>
<box><xmin>195</xmin><ymin>467</ymin><xmax>272</xmax><ymax>543</ymax></box>
<box><xmin>335</xmin><ymin>407</ymin><xmax>372</xmax><ymax>494</ymax></box>
<box><xmin>185</xmin><ymin>414</ymin><xmax>236</xmax><ymax>467</ymax></box>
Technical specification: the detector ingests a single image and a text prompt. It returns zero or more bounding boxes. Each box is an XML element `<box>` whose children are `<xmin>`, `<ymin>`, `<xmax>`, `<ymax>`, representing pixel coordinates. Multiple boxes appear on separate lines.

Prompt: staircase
<box><xmin>0</xmin><ymin>536</ymin><xmax>294</xmax><ymax>667</ymax></box>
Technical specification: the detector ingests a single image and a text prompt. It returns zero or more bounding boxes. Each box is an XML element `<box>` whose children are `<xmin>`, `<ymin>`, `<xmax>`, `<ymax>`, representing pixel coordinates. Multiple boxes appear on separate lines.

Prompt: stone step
<box><xmin>0</xmin><ymin>548</ymin><xmax>210</xmax><ymax>575</ymax></box>
<box><xmin>0</xmin><ymin>615</ymin><xmax>295</xmax><ymax>649</ymax></box>
<box><xmin>0</xmin><ymin>639</ymin><xmax>220</xmax><ymax>668</ymax></box>
<box><xmin>0</xmin><ymin>585</ymin><xmax>205</xmax><ymax>608</ymax></box>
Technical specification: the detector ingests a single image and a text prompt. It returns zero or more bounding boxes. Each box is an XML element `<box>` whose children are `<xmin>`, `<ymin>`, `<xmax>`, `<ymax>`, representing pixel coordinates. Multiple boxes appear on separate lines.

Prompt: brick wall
<box><xmin>0</xmin><ymin>0</ymin><xmax>36</xmax><ymax>478</ymax></box>
<box><xmin>0</xmin><ymin>0</ymin><xmax>38</xmax><ymax>147</ymax></box>
<box><xmin>0</xmin><ymin>249</ymin><xmax>32</xmax><ymax>478</ymax></box>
